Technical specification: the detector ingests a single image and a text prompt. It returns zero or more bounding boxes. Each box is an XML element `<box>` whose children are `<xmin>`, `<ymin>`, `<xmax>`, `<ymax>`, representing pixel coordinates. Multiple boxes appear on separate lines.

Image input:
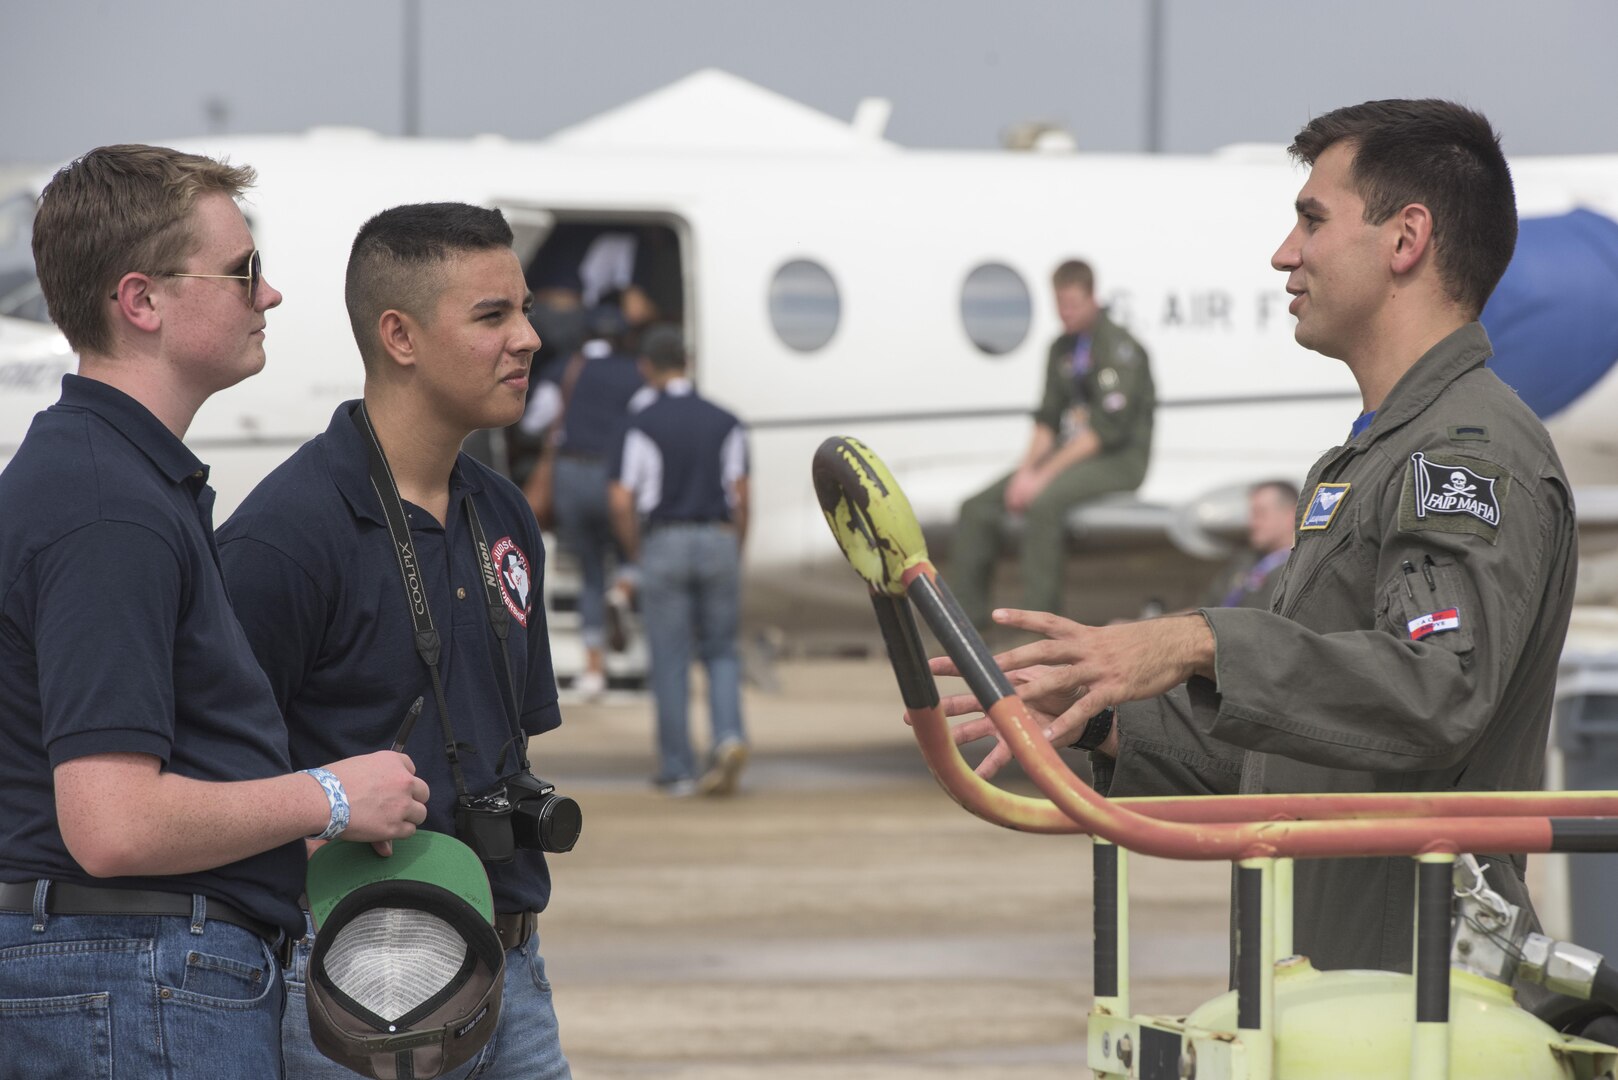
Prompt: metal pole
<box><xmin>1236</xmin><ymin>857</ymin><xmax>1276</xmax><ymax>1080</ymax></box>
<box><xmin>1093</xmin><ymin>840</ymin><xmax>1130</xmax><ymax>1017</ymax></box>
<box><xmin>402</xmin><ymin>0</ymin><xmax>421</xmax><ymax>137</ymax></box>
<box><xmin>1274</xmin><ymin>857</ymin><xmax>1294</xmax><ymax>958</ymax></box>
<box><xmin>1143</xmin><ymin>0</ymin><xmax>1164</xmax><ymax>152</ymax></box>
<box><xmin>1411</xmin><ymin>853</ymin><xmax>1455</xmax><ymax>1079</ymax></box>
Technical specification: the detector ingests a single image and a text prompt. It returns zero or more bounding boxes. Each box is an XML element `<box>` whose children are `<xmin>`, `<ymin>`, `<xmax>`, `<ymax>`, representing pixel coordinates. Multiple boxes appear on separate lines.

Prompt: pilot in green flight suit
<box><xmin>946</xmin><ymin>100</ymin><xmax>1577</xmax><ymax>978</ymax></box>
<box><xmin>950</xmin><ymin>259</ymin><xmax>1155</xmax><ymax>632</ymax></box>
<box><xmin>1099</xmin><ymin>321</ymin><xmax>1576</xmax><ymax>972</ymax></box>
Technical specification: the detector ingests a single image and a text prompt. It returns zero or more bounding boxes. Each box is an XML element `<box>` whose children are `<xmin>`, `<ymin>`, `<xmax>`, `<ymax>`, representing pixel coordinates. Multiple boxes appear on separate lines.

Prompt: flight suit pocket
<box><xmin>1382</xmin><ymin>557</ymin><xmax>1477</xmax><ymax>657</ymax></box>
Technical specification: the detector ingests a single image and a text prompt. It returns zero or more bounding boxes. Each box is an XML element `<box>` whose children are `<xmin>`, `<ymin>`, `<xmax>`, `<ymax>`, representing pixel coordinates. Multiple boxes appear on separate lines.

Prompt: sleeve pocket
<box><xmin>1381</xmin><ymin>558</ymin><xmax>1477</xmax><ymax>657</ymax></box>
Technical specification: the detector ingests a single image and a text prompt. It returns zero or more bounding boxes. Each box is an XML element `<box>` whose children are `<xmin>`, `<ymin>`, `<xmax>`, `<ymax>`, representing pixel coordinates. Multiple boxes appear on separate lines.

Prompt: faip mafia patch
<box><xmin>1401</xmin><ymin>452</ymin><xmax>1509</xmax><ymax>543</ymax></box>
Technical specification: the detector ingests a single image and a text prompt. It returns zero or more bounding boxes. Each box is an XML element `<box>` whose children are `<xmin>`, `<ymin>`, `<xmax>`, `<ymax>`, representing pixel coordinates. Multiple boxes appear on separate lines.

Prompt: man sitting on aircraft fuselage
<box><xmin>949</xmin><ymin>259</ymin><xmax>1155</xmax><ymax>634</ymax></box>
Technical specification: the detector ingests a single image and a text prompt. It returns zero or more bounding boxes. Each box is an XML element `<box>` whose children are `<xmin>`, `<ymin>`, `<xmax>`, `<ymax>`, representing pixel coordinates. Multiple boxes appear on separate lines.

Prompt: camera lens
<box><xmin>505</xmin><ymin>772</ymin><xmax>583</xmax><ymax>854</ymax></box>
<box><xmin>533</xmin><ymin>794</ymin><xmax>583</xmax><ymax>853</ymax></box>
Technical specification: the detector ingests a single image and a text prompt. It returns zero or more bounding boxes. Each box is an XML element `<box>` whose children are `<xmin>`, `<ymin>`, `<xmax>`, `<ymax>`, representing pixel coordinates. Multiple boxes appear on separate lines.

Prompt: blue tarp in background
<box><xmin>1482</xmin><ymin>208</ymin><xmax>1618</xmax><ymax>419</ymax></box>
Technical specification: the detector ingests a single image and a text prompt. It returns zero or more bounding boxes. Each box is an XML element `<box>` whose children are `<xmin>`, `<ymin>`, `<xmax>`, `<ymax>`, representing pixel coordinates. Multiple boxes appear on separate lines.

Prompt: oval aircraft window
<box><xmin>768</xmin><ymin>259</ymin><xmax>840</xmax><ymax>352</ymax></box>
<box><xmin>960</xmin><ymin>263</ymin><xmax>1032</xmax><ymax>355</ymax></box>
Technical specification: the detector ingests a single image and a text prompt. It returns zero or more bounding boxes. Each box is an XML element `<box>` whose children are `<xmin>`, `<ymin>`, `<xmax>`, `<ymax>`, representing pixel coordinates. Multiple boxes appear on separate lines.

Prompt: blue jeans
<box><xmin>0</xmin><ymin>888</ymin><xmax>284</xmax><ymax>1080</ymax></box>
<box><xmin>281</xmin><ymin>914</ymin><xmax>570</xmax><ymax>1079</ymax></box>
<box><xmin>641</xmin><ymin>524</ymin><xmax>746</xmax><ymax>781</ymax></box>
<box><xmin>554</xmin><ymin>457</ymin><xmax>614</xmax><ymax>651</ymax></box>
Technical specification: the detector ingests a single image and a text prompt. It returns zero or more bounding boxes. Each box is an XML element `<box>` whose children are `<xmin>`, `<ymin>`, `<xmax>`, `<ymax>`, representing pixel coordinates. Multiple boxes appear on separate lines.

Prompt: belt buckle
<box><xmin>496</xmin><ymin>911</ymin><xmax>535</xmax><ymax>952</ymax></box>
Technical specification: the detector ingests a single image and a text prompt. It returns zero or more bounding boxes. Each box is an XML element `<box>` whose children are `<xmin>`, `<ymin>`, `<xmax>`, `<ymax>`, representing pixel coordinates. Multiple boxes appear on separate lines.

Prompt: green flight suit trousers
<box><xmin>950</xmin><ymin>454</ymin><xmax>1146</xmax><ymax>631</ymax></box>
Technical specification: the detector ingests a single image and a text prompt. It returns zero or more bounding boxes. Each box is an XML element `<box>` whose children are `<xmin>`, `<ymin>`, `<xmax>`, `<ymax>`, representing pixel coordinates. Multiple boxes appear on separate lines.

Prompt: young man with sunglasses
<box><xmin>219</xmin><ymin>202</ymin><xmax>572</xmax><ymax>1078</ymax></box>
<box><xmin>0</xmin><ymin>144</ymin><xmax>430</xmax><ymax>1078</ymax></box>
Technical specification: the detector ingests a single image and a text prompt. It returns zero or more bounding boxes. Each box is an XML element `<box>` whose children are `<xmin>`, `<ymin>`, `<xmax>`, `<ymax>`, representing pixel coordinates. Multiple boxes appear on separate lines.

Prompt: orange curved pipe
<box><xmin>982</xmin><ymin>694</ymin><xmax>1567</xmax><ymax>860</ymax></box>
<box><xmin>894</xmin><ymin>560</ymin><xmax>1618</xmax><ymax>859</ymax></box>
<box><xmin>909</xmin><ymin>700</ymin><xmax>1618</xmax><ymax>831</ymax></box>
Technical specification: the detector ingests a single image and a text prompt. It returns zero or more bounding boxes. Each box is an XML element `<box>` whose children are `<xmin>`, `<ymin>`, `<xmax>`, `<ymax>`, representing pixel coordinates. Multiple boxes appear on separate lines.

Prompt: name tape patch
<box><xmin>1408</xmin><ymin>607</ymin><xmax>1461</xmax><ymax>641</ymax></box>
<box><xmin>1300</xmin><ymin>482</ymin><xmax>1351</xmax><ymax>531</ymax></box>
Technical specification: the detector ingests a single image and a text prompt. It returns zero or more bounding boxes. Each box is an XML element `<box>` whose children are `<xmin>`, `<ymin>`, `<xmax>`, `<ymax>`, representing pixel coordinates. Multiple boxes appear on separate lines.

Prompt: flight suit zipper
<box><xmin>1273</xmin><ymin>442</ymin><xmax>1363</xmax><ymax>621</ymax></box>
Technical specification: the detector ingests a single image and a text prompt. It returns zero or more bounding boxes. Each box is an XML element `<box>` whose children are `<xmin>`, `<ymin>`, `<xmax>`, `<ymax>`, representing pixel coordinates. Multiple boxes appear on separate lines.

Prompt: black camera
<box><xmin>505</xmin><ymin>771</ymin><xmax>583</xmax><ymax>854</ymax></box>
<box><xmin>455</xmin><ymin>787</ymin><xmax>517</xmax><ymax>864</ymax></box>
<box><xmin>453</xmin><ymin>773</ymin><xmax>582</xmax><ymax>863</ymax></box>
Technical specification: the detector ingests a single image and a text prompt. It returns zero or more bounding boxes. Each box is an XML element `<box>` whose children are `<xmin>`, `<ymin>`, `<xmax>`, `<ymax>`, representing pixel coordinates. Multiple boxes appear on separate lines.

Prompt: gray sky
<box><xmin>3</xmin><ymin>0</ymin><xmax>1617</xmax><ymax>165</ymax></box>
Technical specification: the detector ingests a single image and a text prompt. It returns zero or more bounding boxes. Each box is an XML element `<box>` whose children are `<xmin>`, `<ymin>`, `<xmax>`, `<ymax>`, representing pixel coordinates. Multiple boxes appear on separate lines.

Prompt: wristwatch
<box><xmin>1067</xmin><ymin>707</ymin><xmax>1116</xmax><ymax>752</ymax></box>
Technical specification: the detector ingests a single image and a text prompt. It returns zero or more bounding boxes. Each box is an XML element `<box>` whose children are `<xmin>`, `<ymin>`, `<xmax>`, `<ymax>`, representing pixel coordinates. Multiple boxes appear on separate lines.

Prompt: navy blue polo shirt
<box><xmin>218</xmin><ymin>401</ymin><xmax>562</xmax><ymax>914</ymax></box>
<box><xmin>0</xmin><ymin>375</ymin><xmax>305</xmax><ymax>935</ymax></box>
<box><xmin>611</xmin><ymin>380</ymin><xmax>748</xmax><ymax>523</ymax></box>
<box><xmin>551</xmin><ymin>345</ymin><xmax>645</xmax><ymax>459</ymax></box>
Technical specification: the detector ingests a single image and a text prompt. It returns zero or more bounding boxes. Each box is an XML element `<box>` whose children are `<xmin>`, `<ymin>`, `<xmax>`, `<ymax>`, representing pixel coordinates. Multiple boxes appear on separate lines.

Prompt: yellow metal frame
<box><xmin>811</xmin><ymin>435</ymin><xmax>1618</xmax><ymax>1079</ymax></box>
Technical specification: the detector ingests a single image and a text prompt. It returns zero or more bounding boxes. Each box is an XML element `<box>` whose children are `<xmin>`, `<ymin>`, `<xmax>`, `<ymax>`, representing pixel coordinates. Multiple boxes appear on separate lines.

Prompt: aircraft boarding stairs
<box><xmin>538</xmin><ymin>535</ymin><xmax>650</xmax><ymax>699</ymax></box>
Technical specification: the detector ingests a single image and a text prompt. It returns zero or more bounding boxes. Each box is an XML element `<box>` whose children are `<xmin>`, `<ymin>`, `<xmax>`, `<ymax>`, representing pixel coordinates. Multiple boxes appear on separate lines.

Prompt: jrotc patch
<box><xmin>1101</xmin><ymin>390</ymin><xmax>1127</xmax><ymax>413</ymax></box>
<box><xmin>1098</xmin><ymin>368</ymin><xmax>1120</xmax><ymax>389</ymax></box>
<box><xmin>491</xmin><ymin>536</ymin><xmax>532</xmax><ymax>627</ymax></box>
<box><xmin>1300</xmin><ymin>482</ymin><xmax>1350</xmax><ymax>531</ymax></box>
<box><xmin>1400</xmin><ymin>452</ymin><xmax>1509</xmax><ymax>544</ymax></box>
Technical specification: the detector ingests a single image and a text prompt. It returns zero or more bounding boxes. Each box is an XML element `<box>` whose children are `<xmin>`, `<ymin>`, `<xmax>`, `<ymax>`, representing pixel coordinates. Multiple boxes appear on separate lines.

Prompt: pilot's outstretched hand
<box><xmin>320</xmin><ymin>751</ymin><xmax>430</xmax><ymax>852</ymax></box>
<box><xmin>929</xmin><ymin>608</ymin><xmax>1215</xmax><ymax>779</ymax></box>
<box><xmin>930</xmin><ymin>661</ymin><xmax>1079</xmax><ymax>778</ymax></box>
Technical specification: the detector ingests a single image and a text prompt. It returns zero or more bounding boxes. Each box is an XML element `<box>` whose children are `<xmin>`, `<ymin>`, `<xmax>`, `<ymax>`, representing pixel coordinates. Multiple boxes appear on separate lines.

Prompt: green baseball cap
<box><xmin>304</xmin><ymin>832</ymin><xmax>506</xmax><ymax>1079</ymax></box>
<box><xmin>307</xmin><ymin>830</ymin><xmax>495</xmax><ymax>930</ymax></box>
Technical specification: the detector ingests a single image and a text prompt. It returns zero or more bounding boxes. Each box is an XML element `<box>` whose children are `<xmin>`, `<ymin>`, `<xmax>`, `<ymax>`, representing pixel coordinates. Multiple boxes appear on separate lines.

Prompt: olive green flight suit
<box><xmin>951</xmin><ymin>311</ymin><xmax>1155</xmax><ymax>630</ymax></box>
<box><xmin>1099</xmin><ymin>323</ymin><xmax>1577</xmax><ymax>974</ymax></box>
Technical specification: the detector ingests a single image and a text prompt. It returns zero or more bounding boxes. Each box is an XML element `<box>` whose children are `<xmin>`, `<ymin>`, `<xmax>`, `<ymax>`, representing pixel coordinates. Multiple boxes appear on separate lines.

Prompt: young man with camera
<box><xmin>219</xmin><ymin>202</ymin><xmax>573</xmax><ymax>1079</ymax></box>
<box><xmin>0</xmin><ymin>145</ymin><xmax>429</xmax><ymax>1079</ymax></box>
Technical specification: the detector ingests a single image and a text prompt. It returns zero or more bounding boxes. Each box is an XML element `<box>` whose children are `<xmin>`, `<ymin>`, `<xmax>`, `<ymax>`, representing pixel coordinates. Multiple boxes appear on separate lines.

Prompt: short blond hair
<box><xmin>1051</xmin><ymin>259</ymin><xmax>1094</xmax><ymax>294</ymax></box>
<box><xmin>33</xmin><ymin>144</ymin><xmax>255</xmax><ymax>354</ymax></box>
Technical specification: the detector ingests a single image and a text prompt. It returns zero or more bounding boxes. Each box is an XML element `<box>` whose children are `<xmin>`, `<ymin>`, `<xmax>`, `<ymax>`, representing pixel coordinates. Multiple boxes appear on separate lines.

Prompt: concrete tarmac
<box><xmin>537</xmin><ymin>658</ymin><xmax>1232</xmax><ymax>1078</ymax></box>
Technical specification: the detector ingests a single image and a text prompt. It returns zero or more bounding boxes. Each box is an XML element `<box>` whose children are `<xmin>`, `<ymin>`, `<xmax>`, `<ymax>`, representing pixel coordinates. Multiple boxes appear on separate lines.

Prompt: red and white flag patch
<box><xmin>1407</xmin><ymin>608</ymin><xmax>1460</xmax><ymax>641</ymax></box>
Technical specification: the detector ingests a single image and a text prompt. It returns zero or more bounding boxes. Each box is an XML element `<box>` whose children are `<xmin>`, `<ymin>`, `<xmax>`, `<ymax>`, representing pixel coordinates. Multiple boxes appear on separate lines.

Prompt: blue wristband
<box><xmin>302</xmin><ymin>768</ymin><xmax>350</xmax><ymax>841</ymax></box>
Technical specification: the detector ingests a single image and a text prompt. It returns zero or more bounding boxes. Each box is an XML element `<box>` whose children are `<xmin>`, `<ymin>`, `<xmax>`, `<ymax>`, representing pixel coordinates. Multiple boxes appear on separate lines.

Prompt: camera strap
<box><xmin>351</xmin><ymin>403</ymin><xmax>502</xmax><ymax>797</ymax></box>
<box><xmin>461</xmin><ymin>497</ymin><xmax>533</xmax><ymax>775</ymax></box>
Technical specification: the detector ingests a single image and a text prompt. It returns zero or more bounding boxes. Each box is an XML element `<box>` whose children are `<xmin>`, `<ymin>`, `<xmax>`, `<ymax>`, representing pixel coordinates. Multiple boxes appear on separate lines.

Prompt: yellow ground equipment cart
<box><xmin>812</xmin><ymin>435</ymin><xmax>1618</xmax><ymax>1080</ymax></box>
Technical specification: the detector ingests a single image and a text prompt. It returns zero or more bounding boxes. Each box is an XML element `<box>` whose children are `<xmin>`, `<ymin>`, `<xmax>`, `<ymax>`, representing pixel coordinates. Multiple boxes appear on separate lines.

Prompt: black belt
<box><xmin>493</xmin><ymin>910</ymin><xmax>537</xmax><ymax>952</ymax></box>
<box><xmin>1</xmin><ymin>880</ymin><xmax>288</xmax><ymax>962</ymax></box>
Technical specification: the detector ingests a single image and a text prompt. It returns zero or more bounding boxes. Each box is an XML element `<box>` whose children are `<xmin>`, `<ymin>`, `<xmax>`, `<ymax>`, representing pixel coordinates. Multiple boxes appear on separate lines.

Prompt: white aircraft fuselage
<box><xmin>3</xmin><ymin>86</ymin><xmax>1617</xmax><ymax>587</ymax></box>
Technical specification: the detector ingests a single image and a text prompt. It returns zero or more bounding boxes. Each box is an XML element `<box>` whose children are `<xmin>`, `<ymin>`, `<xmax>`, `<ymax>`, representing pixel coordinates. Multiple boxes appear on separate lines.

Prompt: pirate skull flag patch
<box><xmin>1399</xmin><ymin>451</ymin><xmax>1510</xmax><ymax>543</ymax></box>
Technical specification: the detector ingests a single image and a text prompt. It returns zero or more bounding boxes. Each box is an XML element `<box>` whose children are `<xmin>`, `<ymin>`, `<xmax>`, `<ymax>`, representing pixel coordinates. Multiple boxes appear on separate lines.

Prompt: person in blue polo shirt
<box><xmin>608</xmin><ymin>324</ymin><xmax>750</xmax><ymax>797</ymax></box>
<box><xmin>0</xmin><ymin>145</ymin><xmax>428</xmax><ymax>1079</ymax></box>
<box><xmin>217</xmin><ymin>203</ymin><xmax>572</xmax><ymax>1079</ymax></box>
<box><xmin>523</xmin><ymin>308</ymin><xmax>649</xmax><ymax>698</ymax></box>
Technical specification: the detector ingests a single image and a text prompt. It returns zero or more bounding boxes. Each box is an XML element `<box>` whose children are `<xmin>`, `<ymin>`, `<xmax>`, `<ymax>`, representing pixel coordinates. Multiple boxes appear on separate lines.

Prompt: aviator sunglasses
<box><xmin>111</xmin><ymin>248</ymin><xmax>262</xmax><ymax>307</ymax></box>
